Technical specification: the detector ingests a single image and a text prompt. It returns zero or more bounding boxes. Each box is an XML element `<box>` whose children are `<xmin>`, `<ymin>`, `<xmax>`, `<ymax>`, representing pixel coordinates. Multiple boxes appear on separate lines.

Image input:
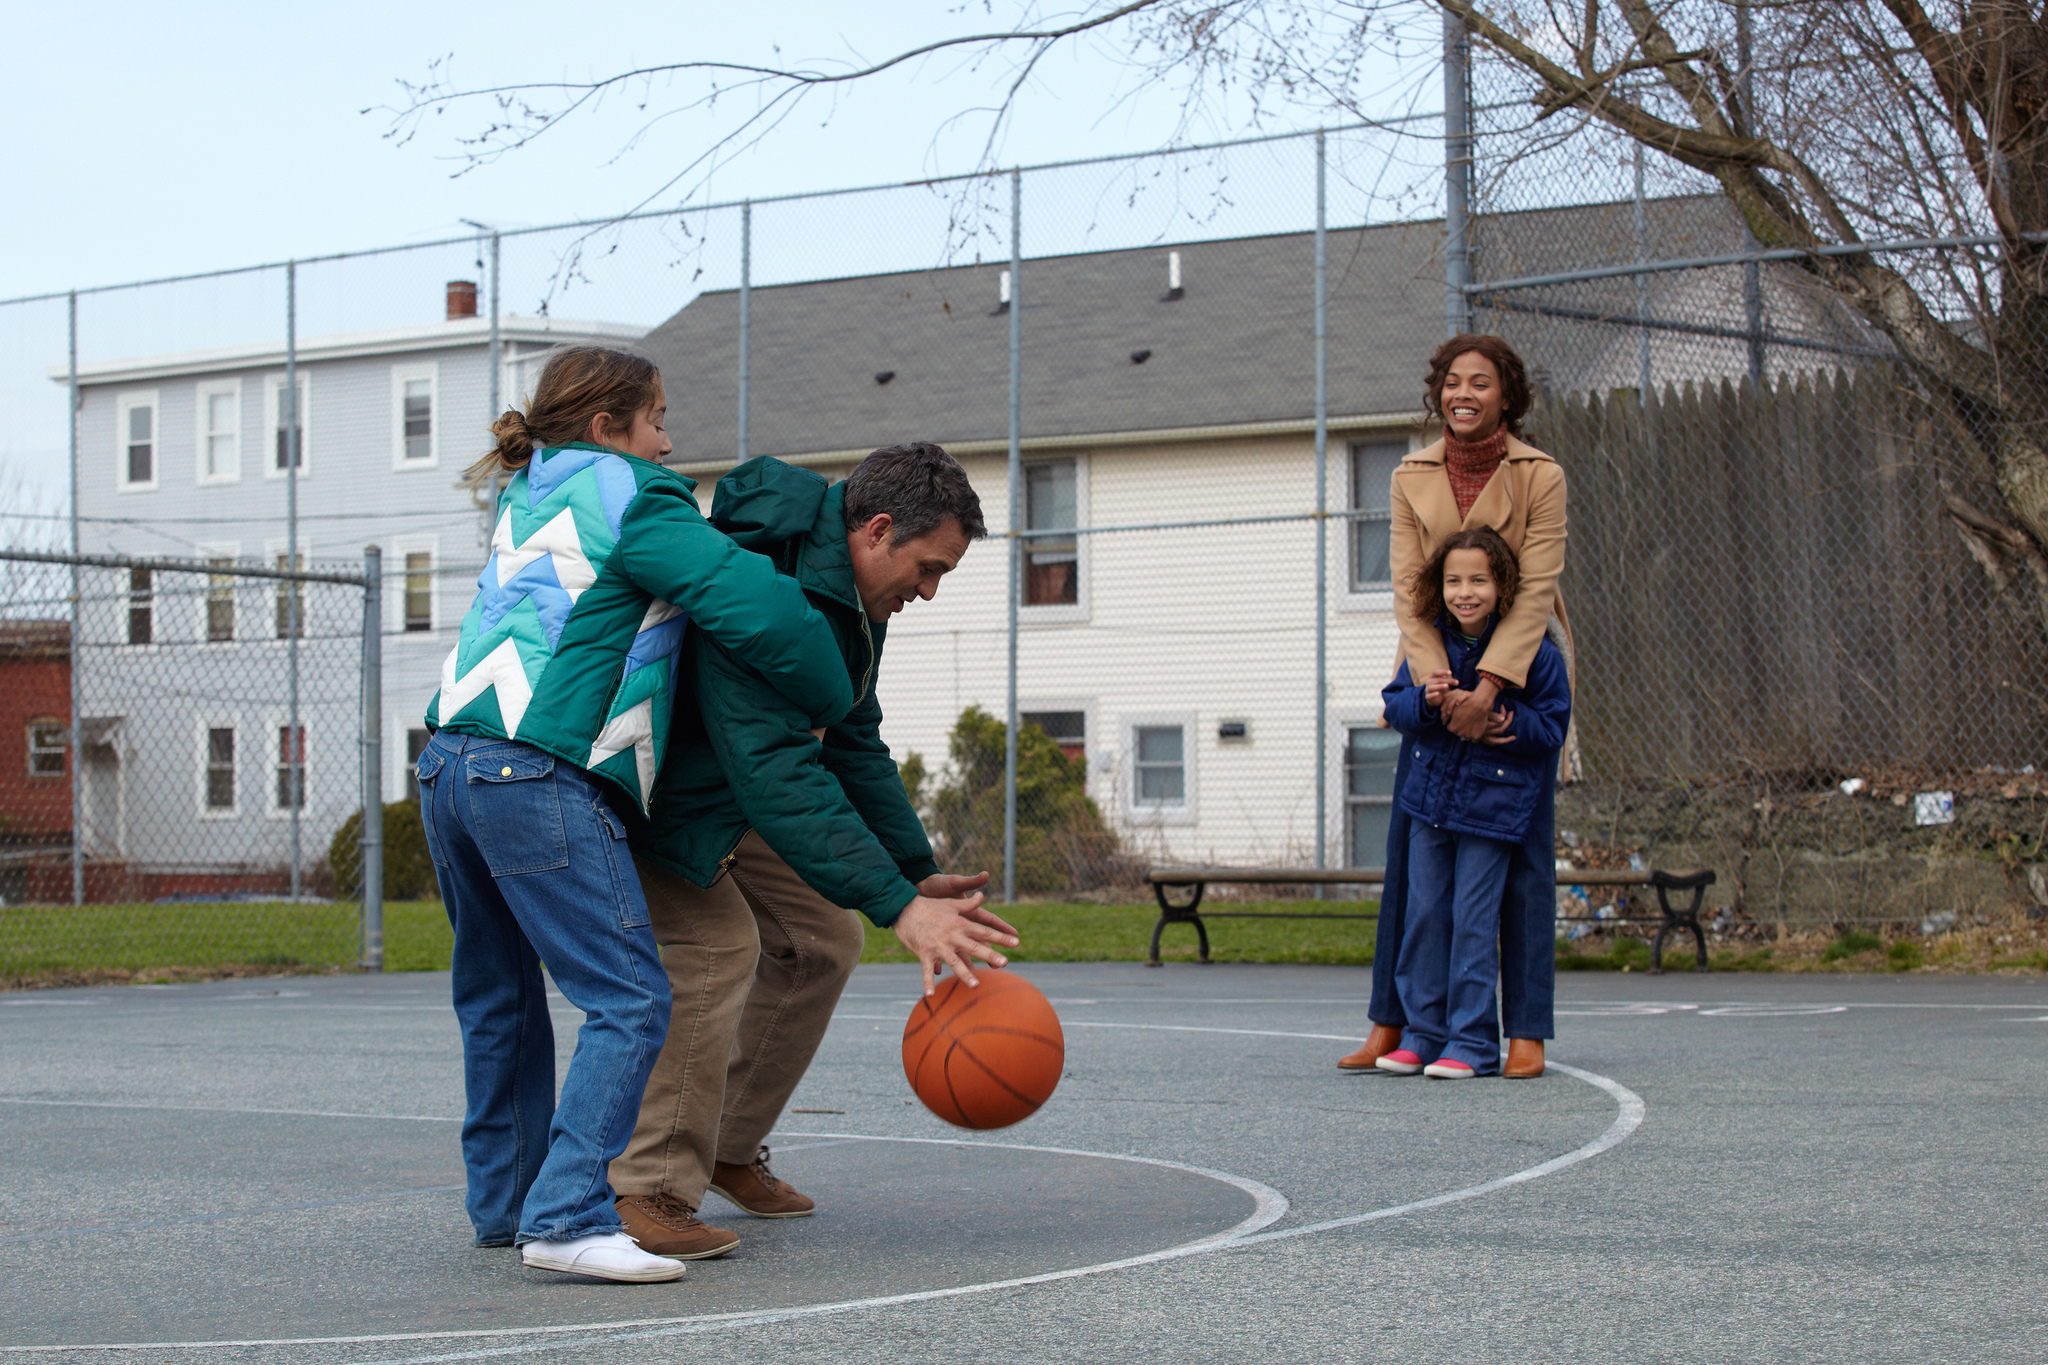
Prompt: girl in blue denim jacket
<box><xmin>1375</xmin><ymin>528</ymin><xmax>1571</xmax><ymax>1078</ymax></box>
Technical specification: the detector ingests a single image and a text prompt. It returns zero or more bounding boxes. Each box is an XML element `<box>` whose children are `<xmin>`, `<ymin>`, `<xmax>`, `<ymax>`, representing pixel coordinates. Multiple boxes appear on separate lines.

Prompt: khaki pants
<box><xmin>608</xmin><ymin>830</ymin><xmax>865</xmax><ymax>1206</ymax></box>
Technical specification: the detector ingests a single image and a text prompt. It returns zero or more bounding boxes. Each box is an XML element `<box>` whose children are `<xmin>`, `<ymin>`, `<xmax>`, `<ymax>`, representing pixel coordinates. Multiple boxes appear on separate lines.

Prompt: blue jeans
<box><xmin>1370</xmin><ymin>736</ymin><xmax>1557</xmax><ymax>1040</ymax></box>
<box><xmin>414</xmin><ymin>731</ymin><xmax>670</xmax><ymax>1246</ymax></box>
<box><xmin>1394</xmin><ymin>821</ymin><xmax>1511</xmax><ymax>1072</ymax></box>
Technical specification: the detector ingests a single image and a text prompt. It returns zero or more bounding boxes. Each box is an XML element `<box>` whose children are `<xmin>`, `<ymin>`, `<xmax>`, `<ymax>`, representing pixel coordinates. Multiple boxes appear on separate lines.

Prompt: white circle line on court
<box><xmin>3</xmin><ymin>1023</ymin><xmax>1645</xmax><ymax>1361</ymax></box>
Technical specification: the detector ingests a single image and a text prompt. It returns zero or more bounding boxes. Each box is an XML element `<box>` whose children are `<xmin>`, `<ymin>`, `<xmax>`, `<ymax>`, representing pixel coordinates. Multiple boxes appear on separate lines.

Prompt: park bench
<box><xmin>1143</xmin><ymin>864</ymin><xmax>1718</xmax><ymax>974</ymax></box>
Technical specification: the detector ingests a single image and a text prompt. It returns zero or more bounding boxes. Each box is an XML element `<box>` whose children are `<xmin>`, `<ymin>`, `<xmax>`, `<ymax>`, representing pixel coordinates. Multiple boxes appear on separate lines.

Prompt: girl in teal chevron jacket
<box><xmin>414</xmin><ymin>346</ymin><xmax>852</xmax><ymax>1283</ymax></box>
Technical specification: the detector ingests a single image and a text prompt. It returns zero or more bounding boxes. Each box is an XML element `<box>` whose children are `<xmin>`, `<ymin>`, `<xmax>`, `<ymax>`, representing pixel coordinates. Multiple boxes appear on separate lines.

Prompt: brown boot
<box><xmin>614</xmin><ymin>1192</ymin><xmax>740</xmax><ymax>1259</ymax></box>
<box><xmin>1337</xmin><ymin>1023</ymin><xmax>1404</xmax><ymax>1071</ymax></box>
<box><xmin>1503</xmin><ymin>1038</ymin><xmax>1546</xmax><ymax>1079</ymax></box>
<box><xmin>709</xmin><ymin>1145</ymin><xmax>816</xmax><ymax>1218</ymax></box>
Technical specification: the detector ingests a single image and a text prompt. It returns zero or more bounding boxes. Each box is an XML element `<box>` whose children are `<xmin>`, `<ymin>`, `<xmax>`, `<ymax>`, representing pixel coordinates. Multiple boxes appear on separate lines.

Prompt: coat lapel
<box><xmin>1396</xmin><ymin>439</ymin><xmax>1461</xmax><ymax>548</ymax></box>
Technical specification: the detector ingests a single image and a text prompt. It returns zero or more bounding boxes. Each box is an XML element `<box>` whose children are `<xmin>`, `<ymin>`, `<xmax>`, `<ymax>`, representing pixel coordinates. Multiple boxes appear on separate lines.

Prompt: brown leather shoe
<box><xmin>1337</xmin><ymin>1023</ymin><xmax>1404</xmax><ymax>1071</ymax></box>
<box><xmin>1503</xmin><ymin>1038</ymin><xmax>1546</xmax><ymax>1079</ymax></box>
<box><xmin>614</xmin><ymin>1192</ymin><xmax>740</xmax><ymax>1259</ymax></box>
<box><xmin>709</xmin><ymin>1145</ymin><xmax>815</xmax><ymax>1218</ymax></box>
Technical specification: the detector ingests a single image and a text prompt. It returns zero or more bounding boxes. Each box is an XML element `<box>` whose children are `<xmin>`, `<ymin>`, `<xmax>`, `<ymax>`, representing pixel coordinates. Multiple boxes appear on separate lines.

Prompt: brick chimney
<box><xmin>446</xmin><ymin>280</ymin><xmax>479</xmax><ymax>320</ymax></box>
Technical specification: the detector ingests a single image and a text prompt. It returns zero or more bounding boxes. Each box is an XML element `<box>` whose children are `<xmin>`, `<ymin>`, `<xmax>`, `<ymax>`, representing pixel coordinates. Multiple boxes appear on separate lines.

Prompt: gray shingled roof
<box><xmin>640</xmin><ymin>219</ymin><xmax>1450</xmax><ymax>464</ymax></box>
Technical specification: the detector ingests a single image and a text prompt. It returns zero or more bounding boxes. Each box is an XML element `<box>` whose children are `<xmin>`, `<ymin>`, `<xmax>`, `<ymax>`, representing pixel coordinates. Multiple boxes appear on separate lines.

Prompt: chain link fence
<box><xmin>0</xmin><ymin>549</ymin><xmax>384</xmax><ymax>985</ymax></box>
<box><xmin>2</xmin><ymin>59</ymin><xmax>2032</xmax><ymax>982</ymax></box>
<box><xmin>1465</xmin><ymin>50</ymin><xmax>2043</xmax><ymax>929</ymax></box>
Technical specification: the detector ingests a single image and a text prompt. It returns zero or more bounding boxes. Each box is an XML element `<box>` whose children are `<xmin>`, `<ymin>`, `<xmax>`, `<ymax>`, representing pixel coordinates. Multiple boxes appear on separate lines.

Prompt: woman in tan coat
<box><xmin>1338</xmin><ymin>334</ymin><xmax>1570</xmax><ymax>1080</ymax></box>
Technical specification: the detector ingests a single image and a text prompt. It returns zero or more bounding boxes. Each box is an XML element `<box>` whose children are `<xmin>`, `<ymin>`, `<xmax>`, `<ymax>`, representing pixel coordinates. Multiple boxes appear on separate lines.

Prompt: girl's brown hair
<box><xmin>465</xmin><ymin>345</ymin><xmax>664</xmax><ymax>485</ymax></box>
<box><xmin>1422</xmin><ymin>333</ymin><xmax>1533</xmax><ymax>437</ymax></box>
<box><xmin>1408</xmin><ymin>527</ymin><xmax>1520</xmax><ymax>627</ymax></box>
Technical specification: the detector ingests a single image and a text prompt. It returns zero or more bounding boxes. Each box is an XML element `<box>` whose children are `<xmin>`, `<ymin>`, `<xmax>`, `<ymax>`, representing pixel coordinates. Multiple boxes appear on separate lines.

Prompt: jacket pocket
<box><xmin>1455</xmin><ymin>756</ymin><xmax>1542</xmax><ymax>838</ymax></box>
<box><xmin>1399</xmin><ymin>745</ymin><xmax>1438</xmax><ymax>820</ymax></box>
<box><xmin>466</xmin><ymin>748</ymin><xmax>571</xmax><ymax>876</ymax></box>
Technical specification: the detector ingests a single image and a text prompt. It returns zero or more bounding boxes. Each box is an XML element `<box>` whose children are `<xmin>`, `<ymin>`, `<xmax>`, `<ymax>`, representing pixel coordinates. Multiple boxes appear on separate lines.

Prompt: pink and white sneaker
<box><xmin>1423</xmin><ymin>1058</ymin><xmax>1476</xmax><ymax>1079</ymax></box>
<box><xmin>1375</xmin><ymin>1049</ymin><xmax>1423</xmax><ymax>1075</ymax></box>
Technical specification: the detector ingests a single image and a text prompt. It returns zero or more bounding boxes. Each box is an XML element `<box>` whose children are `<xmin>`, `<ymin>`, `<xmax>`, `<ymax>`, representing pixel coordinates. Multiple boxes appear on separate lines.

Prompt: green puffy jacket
<box><xmin>428</xmin><ymin>444</ymin><xmax>854</xmax><ymax>812</ymax></box>
<box><xmin>625</xmin><ymin>458</ymin><xmax>941</xmax><ymax>925</ymax></box>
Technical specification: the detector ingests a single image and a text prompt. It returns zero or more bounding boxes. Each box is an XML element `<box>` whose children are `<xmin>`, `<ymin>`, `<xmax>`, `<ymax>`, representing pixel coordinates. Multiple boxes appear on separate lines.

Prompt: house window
<box><xmin>275</xmin><ymin>724</ymin><xmax>306</xmax><ymax>811</ymax></box>
<box><xmin>117</xmin><ymin>393</ymin><xmax>158</xmax><ymax>489</ymax></box>
<box><xmin>1344</xmin><ymin>726</ymin><xmax>1402</xmax><ymax>867</ymax></box>
<box><xmin>270</xmin><ymin>375</ymin><xmax>308</xmax><ymax>474</ymax></box>
<box><xmin>405</xmin><ymin>552</ymin><xmax>433</xmax><ymax>631</ymax></box>
<box><xmin>205</xmin><ymin>727</ymin><xmax>236</xmax><ymax>811</ymax></box>
<box><xmin>1350</xmin><ymin>441</ymin><xmax>1407</xmax><ymax>591</ymax></box>
<box><xmin>1023</xmin><ymin>459</ymin><xmax>1079</xmax><ymax>606</ymax></box>
<box><xmin>402</xmin><ymin>377</ymin><xmax>433</xmax><ymax>463</ymax></box>
<box><xmin>1132</xmin><ymin>724</ymin><xmax>1186</xmax><ymax>808</ymax></box>
<box><xmin>1021</xmin><ymin>710</ymin><xmax>1086</xmax><ymax>764</ymax></box>
<box><xmin>407</xmin><ymin>728</ymin><xmax>431</xmax><ymax>787</ymax></box>
<box><xmin>27</xmin><ymin>720</ymin><xmax>65</xmax><ymax>778</ymax></box>
<box><xmin>199</xmin><ymin>383</ymin><xmax>240</xmax><ymax>482</ymax></box>
<box><xmin>274</xmin><ymin>554</ymin><xmax>306</xmax><ymax>639</ymax></box>
<box><xmin>127</xmin><ymin>568</ymin><xmax>153</xmax><ymax>645</ymax></box>
<box><xmin>206</xmin><ymin>557</ymin><xmax>235</xmax><ymax>642</ymax></box>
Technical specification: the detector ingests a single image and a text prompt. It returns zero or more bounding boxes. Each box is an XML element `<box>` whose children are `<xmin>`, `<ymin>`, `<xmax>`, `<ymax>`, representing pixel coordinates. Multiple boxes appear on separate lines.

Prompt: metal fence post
<box><xmin>361</xmin><ymin>546</ymin><xmax>383</xmax><ymax>971</ymax></box>
<box><xmin>488</xmin><ymin>229</ymin><xmax>501</xmax><ymax>422</ymax></box>
<box><xmin>286</xmin><ymin>261</ymin><xmax>303</xmax><ymax>900</ymax></box>
<box><xmin>1634</xmin><ymin>144</ymin><xmax>1652</xmax><ymax>398</ymax></box>
<box><xmin>739</xmin><ymin>200</ymin><xmax>752</xmax><ymax>462</ymax></box>
<box><xmin>66</xmin><ymin>290</ymin><xmax>82</xmax><ymax>907</ymax></box>
<box><xmin>1313</xmin><ymin>131</ymin><xmax>1330</xmax><ymax>892</ymax></box>
<box><xmin>1443</xmin><ymin>11</ymin><xmax>1473</xmax><ymax>338</ymax></box>
<box><xmin>1736</xmin><ymin>0</ymin><xmax>1764</xmax><ymax>386</ymax></box>
<box><xmin>1004</xmin><ymin>168</ymin><xmax>1023</xmax><ymax>906</ymax></box>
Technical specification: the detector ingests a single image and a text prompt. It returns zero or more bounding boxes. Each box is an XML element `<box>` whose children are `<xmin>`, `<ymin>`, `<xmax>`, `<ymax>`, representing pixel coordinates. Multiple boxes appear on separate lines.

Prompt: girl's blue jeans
<box><xmin>413</xmin><ymin>731</ymin><xmax>670</xmax><ymax>1247</ymax></box>
<box><xmin>1394</xmin><ymin>820</ymin><xmax>1511</xmax><ymax>1073</ymax></box>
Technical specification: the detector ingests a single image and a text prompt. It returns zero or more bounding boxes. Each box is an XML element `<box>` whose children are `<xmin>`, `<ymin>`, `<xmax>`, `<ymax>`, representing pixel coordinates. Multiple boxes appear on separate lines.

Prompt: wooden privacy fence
<box><xmin>1539</xmin><ymin>369</ymin><xmax>2046</xmax><ymax>783</ymax></box>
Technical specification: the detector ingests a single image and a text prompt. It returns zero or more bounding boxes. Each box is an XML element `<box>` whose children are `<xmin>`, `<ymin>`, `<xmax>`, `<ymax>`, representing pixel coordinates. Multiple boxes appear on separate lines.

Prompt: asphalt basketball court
<box><xmin>3</xmin><ymin>962</ymin><xmax>2044</xmax><ymax>1363</ymax></box>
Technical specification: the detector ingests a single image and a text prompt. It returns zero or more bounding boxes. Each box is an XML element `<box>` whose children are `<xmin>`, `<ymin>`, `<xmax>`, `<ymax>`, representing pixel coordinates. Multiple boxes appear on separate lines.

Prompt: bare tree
<box><xmin>389</xmin><ymin>0</ymin><xmax>2048</xmax><ymax>619</ymax></box>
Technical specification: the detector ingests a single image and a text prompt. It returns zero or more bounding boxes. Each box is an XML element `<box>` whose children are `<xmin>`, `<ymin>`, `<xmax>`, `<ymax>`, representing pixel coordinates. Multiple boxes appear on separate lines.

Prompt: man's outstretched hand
<box><xmin>919</xmin><ymin>870</ymin><xmax>992</xmax><ymax>900</ymax></box>
<box><xmin>894</xmin><ymin>885</ymin><xmax>1020</xmax><ymax>996</ymax></box>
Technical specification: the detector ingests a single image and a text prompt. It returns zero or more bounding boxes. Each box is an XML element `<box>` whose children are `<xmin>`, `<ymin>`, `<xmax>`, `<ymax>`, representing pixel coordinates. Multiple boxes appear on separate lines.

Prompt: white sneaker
<box><xmin>521</xmin><ymin>1231</ymin><xmax>685</xmax><ymax>1282</ymax></box>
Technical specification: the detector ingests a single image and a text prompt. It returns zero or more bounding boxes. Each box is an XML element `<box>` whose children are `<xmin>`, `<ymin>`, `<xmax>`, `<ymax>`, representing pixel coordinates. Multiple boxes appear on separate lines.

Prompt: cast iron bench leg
<box><xmin>1649</xmin><ymin>875</ymin><xmax>1713</xmax><ymax>975</ymax></box>
<box><xmin>1148</xmin><ymin>881</ymin><xmax>1209</xmax><ymax>967</ymax></box>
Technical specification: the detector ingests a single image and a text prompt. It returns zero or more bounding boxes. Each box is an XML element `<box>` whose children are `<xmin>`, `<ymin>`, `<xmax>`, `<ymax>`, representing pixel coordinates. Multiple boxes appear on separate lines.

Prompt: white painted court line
<box><xmin>0</xmin><ymin>1097</ymin><xmax>460</xmax><ymax>1123</ymax></box>
<box><xmin>4</xmin><ymin>1022</ymin><xmax>1645</xmax><ymax>1360</ymax></box>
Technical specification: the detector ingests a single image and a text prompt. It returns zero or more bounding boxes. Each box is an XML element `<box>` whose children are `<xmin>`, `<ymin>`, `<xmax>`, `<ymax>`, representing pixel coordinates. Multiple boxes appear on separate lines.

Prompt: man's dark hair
<box><xmin>843</xmin><ymin>442</ymin><xmax>987</xmax><ymax>543</ymax></box>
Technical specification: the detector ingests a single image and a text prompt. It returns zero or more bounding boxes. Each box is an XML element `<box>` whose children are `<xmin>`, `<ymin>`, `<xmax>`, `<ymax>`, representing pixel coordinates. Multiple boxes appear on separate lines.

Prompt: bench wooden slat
<box><xmin>1145</xmin><ymin>865</ymin><xmax>1712</xmax><ymax>888</ymax></box>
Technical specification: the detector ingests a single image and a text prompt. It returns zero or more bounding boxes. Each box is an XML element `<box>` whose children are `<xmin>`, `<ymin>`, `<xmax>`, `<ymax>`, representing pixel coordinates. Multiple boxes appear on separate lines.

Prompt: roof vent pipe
<box><xmin>446</xmin><ymin>280</ymin><xmax>479</xmax><ymax>320</ymax></box>
<box><xmin>1162</xmin><ymin>251</ymin><xmax>1184</xmax><ymax>301</ymax></box>
<box><xmin>999</xmin><ymin>270</ymin><xmax>1012</xmax><ymax>307</ymax></box>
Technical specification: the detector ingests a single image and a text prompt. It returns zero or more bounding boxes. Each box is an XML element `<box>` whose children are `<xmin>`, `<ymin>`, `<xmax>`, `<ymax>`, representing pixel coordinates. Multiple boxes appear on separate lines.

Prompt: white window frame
<box><xmin>263</xmin><ymin>540</ymin><xmax>312</xmax><ymax>642</ymax></box>
<box><xmin>391</xmin><ymin>361</ymin><xmax>439</xmax><ymax>469</ymax></box>
<box><xmin>265</xmin><ymin>712</ymin><xmax>310</xmax><ymax>819</ymax></box>
<box><xmin>1338</xmin><ymin>713</ymin><xmax>1402</xmax><ymax>872</ymax></box>
<box><xmin>396</xmin><ymin>538</ymin><xmax>441</xmax><ymax>633</ymax></box>
<box><xmin>1339</xmin><ymin>433</ymin><xmax>1422</xmax><ymax>614</ymax></box>
<box><xmin>1019</xmin><ymin>697</ymin><xmax>1096</xmax><ymax>791</ymax></box>
<box><xmin>196</xmin><ymin>715</ymin><xmax>240</xmax><ymax>819</ymax></box>
<box><xmin>263</xmin><ymin>372</ymin><xmax>311</xmax><ymax>480</ymax></box>
<box><xmin>115</xmin><ymin>390</ymin><xmax>160</xmax><ymax>492</ymax></box>
<box><xmin>1019</xmin><ymin>453</ymin><xmax>1090</xmax><ymax>626</ymax></box>
<box><xmin>194</xmin><ymin>379</ymin><xmax>242</xmax><ymax>485</ymax></box>
<box><xmin>1125</xmin><ymin>712</ymin><xmax>1197</xmax><ymax>826</ymax></box>
<box><xmin>26</xmin><ymin>718</ymin><xmax>67</xmax><ymax>780</ymax></box>
<box><xmin>196</xmin><ymin>541</ymin><xmax>241</xmax><ymax>645</ymax></box>
<box><xmin>122</xmin><ymin>565</ymin><xmax>158</xmax><ymax>652</ymax></box>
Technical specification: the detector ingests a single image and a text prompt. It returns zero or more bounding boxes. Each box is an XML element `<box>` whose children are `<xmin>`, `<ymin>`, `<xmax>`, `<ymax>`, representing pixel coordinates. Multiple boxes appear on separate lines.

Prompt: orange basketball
<box><xmin>902</xmin><ymin>970</ymin><xmax>1065</xmax><ymax>1129</ymax></box>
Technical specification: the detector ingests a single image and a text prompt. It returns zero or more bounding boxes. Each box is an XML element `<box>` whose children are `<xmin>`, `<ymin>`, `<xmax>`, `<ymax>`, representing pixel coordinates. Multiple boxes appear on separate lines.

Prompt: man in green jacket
<box><xmin>609</xmin><ymin>442</ymin><xmax>1018</xmax><ymax>1260</ymax></box>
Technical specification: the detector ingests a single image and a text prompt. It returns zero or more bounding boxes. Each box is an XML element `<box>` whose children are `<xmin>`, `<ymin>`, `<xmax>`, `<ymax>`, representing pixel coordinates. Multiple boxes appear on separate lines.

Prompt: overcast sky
<box><xmin>0</xmin><ymin>2</ymin><xmax>1432</xmax><ymax>513</ymax></box>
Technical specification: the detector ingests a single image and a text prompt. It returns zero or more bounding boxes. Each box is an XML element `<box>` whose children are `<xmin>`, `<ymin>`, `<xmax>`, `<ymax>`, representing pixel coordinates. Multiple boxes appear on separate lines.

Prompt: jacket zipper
<box><xmin>855</xmin><ymin>613</ymin><xmax>877</xmax><ymax>703</ymax></box>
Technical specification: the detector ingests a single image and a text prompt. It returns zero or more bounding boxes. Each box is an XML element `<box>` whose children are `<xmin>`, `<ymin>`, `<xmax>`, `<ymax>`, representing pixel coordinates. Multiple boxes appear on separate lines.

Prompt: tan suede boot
<box><xmin>1503</xmin><ymin>1038</ymin><xmax>1546</xmax><ymax>1079</ymax></box>
<box><xmin>1337</xmin><ymin>1023</ymin><xmax>1404</xmax><ymax>1071</ymax></box>
<box><xmin>709</xmin><ymin>1145</ymin><xmax>816</xmax><ymax>1218</ymax></box>
<box><xmin>614</xmin><ymin>1193</ymin><xmax>740</xmax><ymax>1259</ymax></box>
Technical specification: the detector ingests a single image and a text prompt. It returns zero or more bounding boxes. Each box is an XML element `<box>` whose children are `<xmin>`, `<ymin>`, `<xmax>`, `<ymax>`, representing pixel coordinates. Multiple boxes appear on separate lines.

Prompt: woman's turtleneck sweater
<box><xmin>1444</xmin><ymin>428</ymin><xmax>1508</xmax><ymax>520</ymax></box>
